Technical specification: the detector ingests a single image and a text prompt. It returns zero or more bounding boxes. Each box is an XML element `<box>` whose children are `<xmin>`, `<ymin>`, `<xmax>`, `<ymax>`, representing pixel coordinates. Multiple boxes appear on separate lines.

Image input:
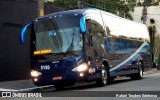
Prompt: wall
<box><xmin>131</xmin><ymin>6</ymin><xmax>160</xmax><ymax>34</ymax></box>
<box><xmin>0</xmin><ymin>0</ymin><xmax>65</xmax><ymax>81</ymax></box>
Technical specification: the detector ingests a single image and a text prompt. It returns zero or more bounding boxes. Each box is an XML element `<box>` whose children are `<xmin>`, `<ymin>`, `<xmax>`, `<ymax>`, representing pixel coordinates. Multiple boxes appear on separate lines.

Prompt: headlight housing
<box><xmin>31</xmin><ymin>70</ymin><xmax>42</xmax><ymax>77</ymax></box>
<box><xmin>72</xmin><ymin>63</ymin><xmax>88</xmax><ymax>72</ymax></box>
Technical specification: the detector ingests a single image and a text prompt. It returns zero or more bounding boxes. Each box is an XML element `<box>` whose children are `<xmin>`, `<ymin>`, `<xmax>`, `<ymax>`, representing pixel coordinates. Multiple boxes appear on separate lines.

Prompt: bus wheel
<box><xmin>96</xmin><ymin>64</ymin><xmax>108</xmax><ymax>86</ymax></box>
<box><xmin>54</xmin><ymin>84</ymin><xmax>65</xmax><ymax>90</ymax></box>
<box><xmin>131</xmin><ymin>62</ymin><xmax>143</xmax><ymax>80</ymax></box>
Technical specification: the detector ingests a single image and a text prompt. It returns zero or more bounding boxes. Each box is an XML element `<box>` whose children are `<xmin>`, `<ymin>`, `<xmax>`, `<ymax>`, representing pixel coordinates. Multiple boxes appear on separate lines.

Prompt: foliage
<box><xmin>81</xmin><ymin>0</ymin><xmax>136</xmax><ymax>20</ymax></box>
<box><xmin>137</xmin><ymin>0</ymin><xmax>160</xmax><ymax>6</ymax></box>
<box><xmin>45</xmin><ymin>0</ymin><xmax>137</xmax><ymax>20</ymax></box>
<box><xmin>53</xmin><ymin>0</ymin><xmax>77</xmax><ymax>9</ymax></box>
<box><xmin>154</xmin><ymin>34</ymin><xmax>160</xmax><ymax>58</ymax></box>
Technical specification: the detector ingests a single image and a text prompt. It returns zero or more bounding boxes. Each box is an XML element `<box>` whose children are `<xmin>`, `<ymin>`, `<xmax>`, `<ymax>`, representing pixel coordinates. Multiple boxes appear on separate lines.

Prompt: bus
<box><xmin>20</xmin><ymin>8</ymin><xmax>152</xmax><ymax>89</ymax></box>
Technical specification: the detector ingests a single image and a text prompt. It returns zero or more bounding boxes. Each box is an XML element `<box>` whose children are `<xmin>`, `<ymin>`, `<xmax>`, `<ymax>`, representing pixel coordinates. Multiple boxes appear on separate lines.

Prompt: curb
<box><xmin>144</xmin><ymin>68</ymin><xmax>160</xmax><ymax>75</ymax></box>
<box><xmin>18</xmin><ymin>85</ymin><xmax>54</xmax><ymax>92</ymax></box>
<box><xmin>0</xmin><ymin>85</ymin><xmax>54</xmax><ymax>92</ymax></box>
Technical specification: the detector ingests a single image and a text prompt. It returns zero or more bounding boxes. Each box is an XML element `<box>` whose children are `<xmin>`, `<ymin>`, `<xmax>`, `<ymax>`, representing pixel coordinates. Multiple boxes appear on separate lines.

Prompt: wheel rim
<box><xmin>101</xmin><ymin>65</ymin><xmax>107</xmax><ymax>85</ymax></box>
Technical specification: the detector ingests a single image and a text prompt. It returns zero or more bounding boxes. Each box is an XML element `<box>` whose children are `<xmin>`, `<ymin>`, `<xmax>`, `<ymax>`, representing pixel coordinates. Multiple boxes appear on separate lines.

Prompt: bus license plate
<box><xmin>53</xmin><ymin>76</ymin><xmax>62</xmax><ymax>80</ymax></box>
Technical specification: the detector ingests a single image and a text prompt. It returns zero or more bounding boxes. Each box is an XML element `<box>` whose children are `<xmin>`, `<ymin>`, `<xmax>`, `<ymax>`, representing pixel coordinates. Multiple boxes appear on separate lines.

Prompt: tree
<box><xmin>154</xmin><ymin>33</ymin><xmax>160</xmax><ymax>70</ymax></box>
<box><xmin>143</xmin><ymin>0</ymin><xmax>160</xmax><ymax>6</ymax></box>
<box><xmin>148</xmin><ymin>19</ymin><xmax>157</xmax><ymax>63</ymax></box>
<box><xmin>154</xmin><ymin>34</ymin><xmax>160</xmax><ymax>60</ymax></box>
<box><xmin>46</xmin><ymin>0</ymin><xmax>137</xmax><ymax>20</ymax></box>
<box><xmin>85</xmin><ymin>0</ymin><xmax>137</xmax><ymax>20</ymax></box>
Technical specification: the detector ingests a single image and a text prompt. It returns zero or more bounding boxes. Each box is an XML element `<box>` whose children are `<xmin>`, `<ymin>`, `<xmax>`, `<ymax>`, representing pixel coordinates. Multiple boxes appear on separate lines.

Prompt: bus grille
<box><xmin>44</xmin><ymin>68</ymin><xmax>69</xmax><ymax>74</ymax></box>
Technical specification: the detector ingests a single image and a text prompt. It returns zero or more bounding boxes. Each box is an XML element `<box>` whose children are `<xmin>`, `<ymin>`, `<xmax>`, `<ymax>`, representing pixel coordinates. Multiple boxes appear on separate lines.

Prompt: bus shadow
<box><xmin>41</xmin><ymin>77</ymin><xmax>144</xmax><ymax>93</ymax></box>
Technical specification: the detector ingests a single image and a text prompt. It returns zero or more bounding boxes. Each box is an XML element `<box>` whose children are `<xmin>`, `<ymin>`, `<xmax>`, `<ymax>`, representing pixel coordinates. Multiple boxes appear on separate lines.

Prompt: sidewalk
<box><xmin>143</xmin><ymin>68</ymin><xmax>160</xmax><ymax>75</ymax></box>
<box><xmin>0</xmin><ymin>79</ymin><xmax>53</xmax><ymax>92</ymax></box>
<box><xmin>0</xmin><ymin>68</ymin><xmax>159</xmax><ymax>92</ymax></box>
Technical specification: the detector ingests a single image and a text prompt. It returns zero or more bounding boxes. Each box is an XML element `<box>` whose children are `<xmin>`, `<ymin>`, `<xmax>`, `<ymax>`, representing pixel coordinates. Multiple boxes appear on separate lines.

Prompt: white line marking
<box><xmin>19</xmin><ymin>85</ymin><xmax>54</xmax><ymax>91</ymax></box>
<box><xmin>0</xmin><ymin>85</ymin><xmax>54</xmax><ymax>92</ymax></box>
<box><xmin>0</xmin><ymin>88</ymin><xmax>18</xmax><ymax>92</ymax></box>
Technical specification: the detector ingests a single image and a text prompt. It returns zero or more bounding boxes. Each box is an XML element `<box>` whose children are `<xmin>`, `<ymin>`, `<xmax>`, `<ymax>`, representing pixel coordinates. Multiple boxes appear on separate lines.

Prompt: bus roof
<box><xmin>34</xmin><ymin>8</ymin><xmax>96</xmax><ymax>21</ymax></box>
<box><xmin>33</xmin><ymin>8</ymin><xmax>149</xmax><ymax>41</ymax></box>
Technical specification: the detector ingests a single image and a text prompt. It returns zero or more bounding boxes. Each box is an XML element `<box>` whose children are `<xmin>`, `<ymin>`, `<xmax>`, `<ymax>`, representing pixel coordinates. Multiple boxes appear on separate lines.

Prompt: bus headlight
<box><xmin>31</xmin><ymin>70</ymin><xmax>42</xmax><ymax>77</ymax></box>
<box><xmin>72</xmin><ymin>63</ymin><xmax>88</xmax><ymax>72</ymax></box>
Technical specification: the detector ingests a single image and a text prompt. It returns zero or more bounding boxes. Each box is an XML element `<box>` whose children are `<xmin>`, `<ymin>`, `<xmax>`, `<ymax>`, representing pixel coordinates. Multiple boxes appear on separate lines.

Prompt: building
<box><xmin>131</xmin><ymin>6</ymin><xmax>160</xmax><ymax>34</ymax></box>
<box><xmin>0</xmin><ymin>0</ymin><xmax>64</xmax><ymax>81</ymax></box>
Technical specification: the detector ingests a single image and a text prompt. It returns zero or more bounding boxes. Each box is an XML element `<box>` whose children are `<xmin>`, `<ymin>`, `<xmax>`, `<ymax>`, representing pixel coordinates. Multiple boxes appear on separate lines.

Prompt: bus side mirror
<box><xmin>80</xmin><ymin>16</ymin><xmax>86</xmax><ymax>34</ymax></box>
<box><xmin>20</xmin><ymin>23</ymin><xmax>31</xmax><ymax>44</ymax></box>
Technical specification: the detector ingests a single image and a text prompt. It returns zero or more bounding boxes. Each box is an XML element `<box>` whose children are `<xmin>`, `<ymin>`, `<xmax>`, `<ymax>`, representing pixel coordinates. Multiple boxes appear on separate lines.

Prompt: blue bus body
<box><xmin>20</xmin><ymin>8</ymin><xmax>152</xmax><ymax>89</ymax></box>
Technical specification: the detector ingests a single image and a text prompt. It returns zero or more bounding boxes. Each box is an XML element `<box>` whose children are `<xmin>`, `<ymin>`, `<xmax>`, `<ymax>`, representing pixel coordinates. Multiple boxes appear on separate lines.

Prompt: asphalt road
<box><xmin>1</xmin><ymin>72</ymin><xmax>160</xmax><ymax>100</ymax></box>
<box><xmin>40</xmin><ymin>72</ymin><xmax>160</xmax><ymax>95</ymax></box>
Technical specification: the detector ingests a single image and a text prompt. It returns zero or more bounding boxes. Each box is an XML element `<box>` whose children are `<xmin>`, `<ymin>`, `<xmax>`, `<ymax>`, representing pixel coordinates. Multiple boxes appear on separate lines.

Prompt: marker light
<box><xmin>31</xmin><ymin>70</ymin><xmax>42</xmax><ymax>77</ymax></box>
<box><xmin>34</xmin><ymin>78</ymin><xmax>38</xmax><ymax>82</ymax></box>
<box><xmin>72</xmin><ymin>63</ymin><xmax>88</xmax><ymax>72</ymax></box>
<box><xmin>80</xmin><ymin>73</ymin><xmax>84</xmax><ymax>77</ymax></box>
<box><xmin>34</xmin><ymin>49</ymin><xmax>52</xmax><ymax>55</ymax></box>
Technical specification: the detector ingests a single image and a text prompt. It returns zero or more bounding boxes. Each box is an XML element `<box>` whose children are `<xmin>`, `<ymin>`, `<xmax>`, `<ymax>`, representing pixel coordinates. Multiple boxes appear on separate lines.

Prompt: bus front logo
<box><xmin>41</xmin><ymin>65</ymin><xmax>50</xmax><ymax>70</ymax></box>
<box><xmin>54</xmin><ymin>64</ymin><xmax>59</xmax><ymax>69</ymax></box>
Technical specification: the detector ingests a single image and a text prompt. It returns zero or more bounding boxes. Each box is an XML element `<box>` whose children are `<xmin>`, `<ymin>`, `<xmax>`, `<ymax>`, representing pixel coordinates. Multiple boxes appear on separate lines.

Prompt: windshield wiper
<box><xmin>66</xmin><ymin>28</ymin><xmax>76</xmax><ymax>52</ymax></box>
<box><xmin>50</xmin><ymin>51</ymin><xmax>78</xmax><ymax>57</ymax></box>
<box><xmin>64</xmin><ymin>51</ymin><xmax>78</xmax><ymax>57</ymax></box>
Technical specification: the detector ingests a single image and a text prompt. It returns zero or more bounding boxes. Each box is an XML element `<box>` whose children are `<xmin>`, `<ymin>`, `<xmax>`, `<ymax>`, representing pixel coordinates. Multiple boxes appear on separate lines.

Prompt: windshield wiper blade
<box><xmin>66</xmin><ymin>28</ymin><xmax>76</xmax><ymax>52</ymax></box>
<box><xmin>51</xmin><ymin>52</ymin><xmax>66</xmax><ymax>56</ymax></box>
<box><xmin>35</xmin><ymin>51</ymin><xmax>78</xmax><ymax>57</ymax></box>
<box><xmin>64</xmin><ymin>51</ymin><xmax>78</xmax><ymax>57</ymax></box>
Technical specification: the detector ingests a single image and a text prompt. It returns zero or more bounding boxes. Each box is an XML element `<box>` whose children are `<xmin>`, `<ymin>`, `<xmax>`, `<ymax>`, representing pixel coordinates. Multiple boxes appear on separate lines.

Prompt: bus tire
<box><xmin>96</xmin><ymin>64</ymin><xmax>108</xmax><ymax>86</ymax></box>
<box><xmin>130</xmin><ymin>62</ymin><xmax>143</xmax><ymax>80</ymax></box>
<box><xmin>108</xmin><ymin>77</ymin><xmax>114</xmax><ymax>84</ymax></box>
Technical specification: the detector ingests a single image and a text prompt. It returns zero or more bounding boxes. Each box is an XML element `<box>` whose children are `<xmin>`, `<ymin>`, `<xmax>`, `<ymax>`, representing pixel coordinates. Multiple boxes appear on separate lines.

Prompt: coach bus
<box><xmin>20</xmin><ymin>8</ymin><xmax>152</xmax><ymax>89</ymax></box>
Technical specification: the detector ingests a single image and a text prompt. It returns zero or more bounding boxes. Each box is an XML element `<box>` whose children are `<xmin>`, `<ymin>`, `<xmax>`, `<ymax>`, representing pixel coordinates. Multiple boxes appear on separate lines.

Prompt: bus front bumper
<box><xmin>32</xmin><ymin>72</ymin><xmax>89</xmax><ymax>86</ymax></box>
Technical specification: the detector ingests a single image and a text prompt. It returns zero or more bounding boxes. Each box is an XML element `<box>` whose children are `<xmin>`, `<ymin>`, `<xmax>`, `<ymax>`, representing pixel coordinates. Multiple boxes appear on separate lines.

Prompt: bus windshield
<box><xmin>32</xmin><ymin>15</ymin><xmax>83</xmax><ymax>56</ymax></box>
